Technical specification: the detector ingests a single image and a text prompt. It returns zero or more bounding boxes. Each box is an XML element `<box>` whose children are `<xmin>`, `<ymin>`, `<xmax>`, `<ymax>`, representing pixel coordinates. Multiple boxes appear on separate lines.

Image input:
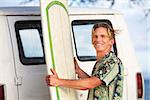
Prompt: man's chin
<box><xmin>96</xmin><ymin>49</ymin><xmax>103</xmax><ymax>52</ymax></box>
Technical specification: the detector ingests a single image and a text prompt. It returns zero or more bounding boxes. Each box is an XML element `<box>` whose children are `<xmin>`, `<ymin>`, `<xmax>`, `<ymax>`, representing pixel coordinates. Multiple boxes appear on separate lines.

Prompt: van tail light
<box><xmin>136</xmin><ymin>72</ymin><xmax>144</xmax><ymax>98</ymax></box>
<box><xmin>0</xmin><ymin>85</ymin><xmax>4</xmax><ymax>100</ymax></box>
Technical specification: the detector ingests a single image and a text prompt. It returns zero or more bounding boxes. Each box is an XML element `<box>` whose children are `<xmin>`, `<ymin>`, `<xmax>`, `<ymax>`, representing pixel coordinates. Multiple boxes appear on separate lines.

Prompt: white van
<box><xmin>0</xmin><ymin>7</ymin><xmax>144</xmax><ymax>100</ymax></box>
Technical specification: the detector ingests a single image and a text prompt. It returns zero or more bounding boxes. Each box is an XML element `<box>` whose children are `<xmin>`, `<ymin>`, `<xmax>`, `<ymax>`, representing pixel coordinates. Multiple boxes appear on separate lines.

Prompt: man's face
<box><xmin>92</xmin><ymin>27</ymin><xmax>114</xmax><ymax>52</ymax></box>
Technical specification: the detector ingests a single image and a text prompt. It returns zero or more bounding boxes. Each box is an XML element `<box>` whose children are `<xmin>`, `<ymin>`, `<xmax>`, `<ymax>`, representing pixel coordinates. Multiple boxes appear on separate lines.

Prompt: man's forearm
<box><xmin>57</xmin><ymin>77</ymin><xmax>102</xmax><ymax>90</ymax></box>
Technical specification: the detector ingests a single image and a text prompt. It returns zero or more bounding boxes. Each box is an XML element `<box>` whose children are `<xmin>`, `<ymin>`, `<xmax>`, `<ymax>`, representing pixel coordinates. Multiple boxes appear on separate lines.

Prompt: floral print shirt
<box><xmin>87</xmin><ymin>51</ymin><xmax>124</xmax><ymax>100</ymax></box>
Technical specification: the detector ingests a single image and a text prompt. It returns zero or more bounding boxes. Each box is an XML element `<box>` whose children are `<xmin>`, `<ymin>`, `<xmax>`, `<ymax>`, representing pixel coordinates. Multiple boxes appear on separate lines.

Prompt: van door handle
<box><xmin>14</xmin><ymin>76</ymin><xmax>22</xmax><ymax>86</ymax></box>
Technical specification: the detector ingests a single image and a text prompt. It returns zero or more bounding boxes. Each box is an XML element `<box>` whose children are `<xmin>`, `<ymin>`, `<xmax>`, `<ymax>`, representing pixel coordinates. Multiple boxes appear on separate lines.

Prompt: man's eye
<box><xmin>101</xmin><ymin>35</ymin><xmax>108</xmax><ymax>38</ymax></box>
<box><xmin>101</xmin><ymin>35</ymin><xmax>105</xmax><ymax>38</ymax></box>
<box><xmin>93</xmin><ymin>35</ymin><xmax>98</xmax><ymax>38</ymax></box>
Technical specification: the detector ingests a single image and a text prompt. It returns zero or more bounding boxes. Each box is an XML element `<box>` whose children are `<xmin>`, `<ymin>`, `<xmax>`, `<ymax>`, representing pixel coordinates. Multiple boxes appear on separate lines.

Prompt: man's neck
<box><xmin>96</xmin><ymin>50</ymin><xmax>111</xmax><ymax>61</ymax></box>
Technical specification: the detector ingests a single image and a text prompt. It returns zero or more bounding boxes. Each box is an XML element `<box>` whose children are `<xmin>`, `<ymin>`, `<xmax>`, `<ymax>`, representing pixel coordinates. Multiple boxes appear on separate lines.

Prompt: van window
<box><xmin>15</xmin><ymin>20</ymin><xmax>45</xmax><ymax>65</ymax></box>
<box><xmin>72</xmin><ymin>20</ymin><xmax>117</xmax><ymax>61</ymax></box>
<box><xmin>19</xmin><ymin>29</ymin><xmax>43</xmax><ymax>57</ymax></box>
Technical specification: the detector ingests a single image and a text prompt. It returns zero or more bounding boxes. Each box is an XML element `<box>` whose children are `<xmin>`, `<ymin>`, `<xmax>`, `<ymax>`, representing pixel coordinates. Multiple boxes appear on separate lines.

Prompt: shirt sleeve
<box><xmin>97</xmin><ymin>59</ymin><xmax>119</xmax><ymax>86</ymax></box>
<box><xmin>102</xmin><ymin>63</ymin><xmax>119</xmax><ymax>86</ymax></box>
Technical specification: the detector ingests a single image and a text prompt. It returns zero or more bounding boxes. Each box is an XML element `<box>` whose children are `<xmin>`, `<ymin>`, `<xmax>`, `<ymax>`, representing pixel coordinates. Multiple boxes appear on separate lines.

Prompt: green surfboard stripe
<box><xmin>45</xmin><ymin>1</ymin><xmax>69</xmax><ymax>100</ymax></box>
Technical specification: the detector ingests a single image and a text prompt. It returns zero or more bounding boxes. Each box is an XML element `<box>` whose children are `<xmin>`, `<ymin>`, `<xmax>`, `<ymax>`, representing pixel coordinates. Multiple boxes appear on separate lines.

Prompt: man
<box><xmin>46</xmin><ymin>22</ymin><xmax>124</xmax><ymax>100</ymax></box>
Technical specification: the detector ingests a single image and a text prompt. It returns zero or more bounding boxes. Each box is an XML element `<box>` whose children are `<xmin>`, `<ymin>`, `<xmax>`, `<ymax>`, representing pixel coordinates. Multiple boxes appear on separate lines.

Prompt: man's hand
<box><xmin>46</xmin><ymin>68</ymin><xmax>59</xmax><ymax>86</ymax></box>
<box><xmin>74</xmin><ymin>58</ymin><xmax>81</xmax><ymax>74</ymax></box>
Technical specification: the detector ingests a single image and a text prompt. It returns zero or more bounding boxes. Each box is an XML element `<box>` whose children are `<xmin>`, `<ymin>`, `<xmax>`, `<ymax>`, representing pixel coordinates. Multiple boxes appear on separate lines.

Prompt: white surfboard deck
<box><xmin>40</xmin><ymin>0</ymin><xmax>77</xmax><ymax>100</ymax></box>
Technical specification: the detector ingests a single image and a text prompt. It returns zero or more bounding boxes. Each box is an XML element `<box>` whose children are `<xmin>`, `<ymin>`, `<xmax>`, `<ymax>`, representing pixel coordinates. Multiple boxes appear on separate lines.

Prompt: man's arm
<box><xmin>58</xmin><ymin>77</ymin><xmax>101</xmax><ymax>90</ymax></box>
<box><xmin>46</xmin><ymin>69</ymin><xmax>103</xmax><ymax>90</ymax></box>
<box><xmin>74</xmin><ymin>58</ymin><xmax>90</xmax><ymax>79</ymax></box>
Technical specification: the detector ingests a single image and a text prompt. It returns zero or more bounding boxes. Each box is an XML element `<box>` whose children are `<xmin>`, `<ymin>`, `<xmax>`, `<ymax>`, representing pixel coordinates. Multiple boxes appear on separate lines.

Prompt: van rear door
<box><xmin>7</xmin><ymin>16</ymin><xmax>49</xmax><ymax>100</ymax></box>
<box><xmin>69</xmin><ymin>14</ymin><xmax>128</xmax><ymax>100</ymax></box>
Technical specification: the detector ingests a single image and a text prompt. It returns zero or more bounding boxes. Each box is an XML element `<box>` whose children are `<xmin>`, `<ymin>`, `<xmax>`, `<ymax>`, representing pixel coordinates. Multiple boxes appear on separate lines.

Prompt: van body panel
<box><xmin>114</xmin><ymin>14</ymin><xmax>143</xmax><ymax>100</ymax></box>
<box><xmin>0</xmin><ymin>16</ymin><xmax>18</xmax><ymax>100</ymax></box>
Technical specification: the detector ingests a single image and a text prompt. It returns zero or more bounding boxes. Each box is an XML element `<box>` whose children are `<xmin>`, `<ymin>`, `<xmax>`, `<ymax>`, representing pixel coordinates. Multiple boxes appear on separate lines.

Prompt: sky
<box><xmin>0</xmin><ymin>0</ymin><xmax>149</xmax><ymax>78</ymax></box>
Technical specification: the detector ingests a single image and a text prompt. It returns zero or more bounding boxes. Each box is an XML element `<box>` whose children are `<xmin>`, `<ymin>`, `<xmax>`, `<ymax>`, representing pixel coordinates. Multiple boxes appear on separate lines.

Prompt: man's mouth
<box><xmin>95</xmin><ymin>43</ymin><xmax>103</xmax><ymax>47</ymax></box>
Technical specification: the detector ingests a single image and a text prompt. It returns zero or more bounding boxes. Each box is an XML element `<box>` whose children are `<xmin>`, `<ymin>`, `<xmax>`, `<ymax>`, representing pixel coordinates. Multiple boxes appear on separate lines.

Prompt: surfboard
<box><xmin>40</xmin><ymin>0</ymin><xmax>77</xmax><ymax>100</ymax></box>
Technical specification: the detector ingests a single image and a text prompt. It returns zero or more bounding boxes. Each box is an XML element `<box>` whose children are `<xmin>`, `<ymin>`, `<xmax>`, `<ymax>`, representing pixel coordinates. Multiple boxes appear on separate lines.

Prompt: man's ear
<box><xmin>110</xmin><ymin>38</ymin><xmax>114</xmax><ymax>45</ymax></box>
